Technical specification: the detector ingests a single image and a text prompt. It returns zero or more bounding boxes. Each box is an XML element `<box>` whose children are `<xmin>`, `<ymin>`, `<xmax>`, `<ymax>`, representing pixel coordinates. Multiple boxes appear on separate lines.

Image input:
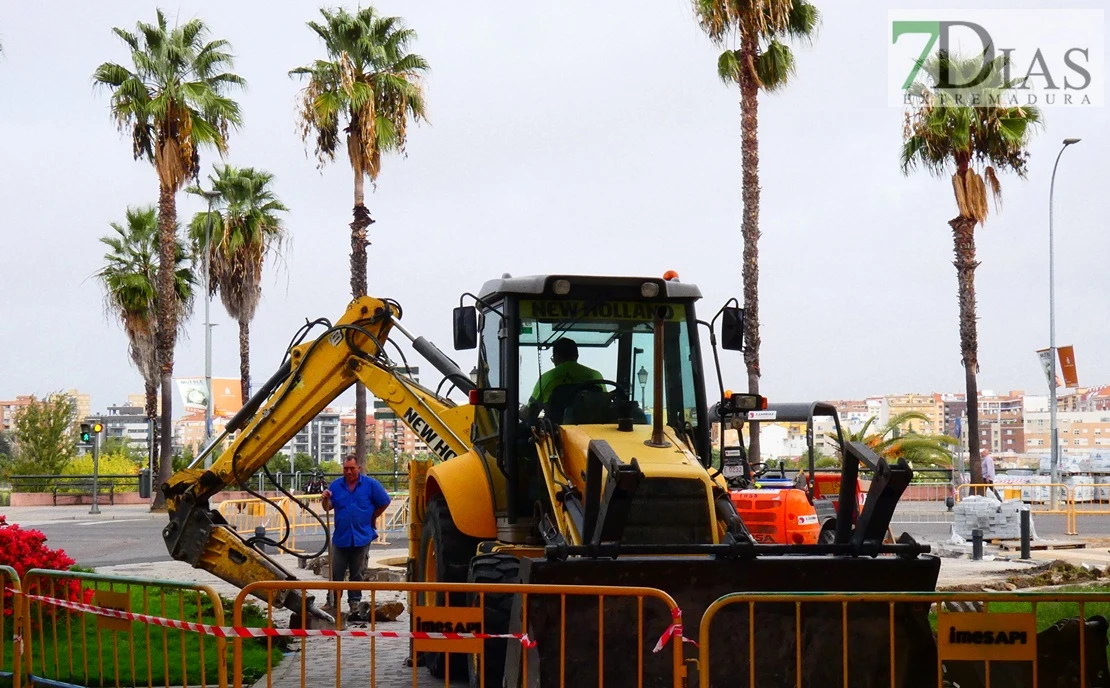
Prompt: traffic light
<box><xmin>80</xmin><ymin>423</ymin><xmax>91</xmax><ymax>443</ymax></box>
<box><xmin>92</xmin><ymin>422</ymin><xmax>104</xmax><ymax>434</ymax></box>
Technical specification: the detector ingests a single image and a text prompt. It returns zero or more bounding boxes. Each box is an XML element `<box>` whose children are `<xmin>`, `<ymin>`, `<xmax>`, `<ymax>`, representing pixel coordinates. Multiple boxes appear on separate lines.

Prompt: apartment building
<box><xmin>1024</xmin><ymin>408</ymin><xmax>1110</xmax><ymax>453</ymax></box>
<box><xmin>0</xmin><ymin>389</ymin><xmax>89</xmax><ymax>434</ymax></box>
<box><xmin>280</xmin><ymin>408</ymin><xmax>343</xmax><ymax>465</ymax></box>
<box><xmin>886</xmin><ymin>393</ymin><xmax>942</xmax><ymax>434</ymax></box>
<box><xmin>87</xmin><ymin>402</ymin><xmax>152</xmax><ymax>455</ymax></box>
<box><xmin>0</xmin><ymin>396</ymin><xmax>33</xmax><ymax>433</ymax></box>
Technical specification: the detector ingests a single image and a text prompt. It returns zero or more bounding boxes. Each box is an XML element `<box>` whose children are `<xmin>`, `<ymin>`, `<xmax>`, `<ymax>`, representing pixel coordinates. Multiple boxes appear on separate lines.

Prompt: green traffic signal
<box><xmin>79</xmin><ymin>423</ymin><xmax>91</xmax><ymax>443</ymax></box>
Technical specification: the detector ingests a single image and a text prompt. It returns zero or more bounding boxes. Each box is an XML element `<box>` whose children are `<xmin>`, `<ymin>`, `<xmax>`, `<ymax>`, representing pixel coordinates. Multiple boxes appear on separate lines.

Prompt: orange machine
<box><xmin>730</xmin><ymin>486</ymin><xmax>820</xmax><ymax>544</ymax></box>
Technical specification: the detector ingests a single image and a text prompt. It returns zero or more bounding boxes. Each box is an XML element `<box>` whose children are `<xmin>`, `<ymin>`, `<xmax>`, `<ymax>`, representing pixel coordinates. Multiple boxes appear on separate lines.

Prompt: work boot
<box><xmin>347</xmin><ymin>602</ymin><xmax>364</xmax><ymax>622</ymax></box>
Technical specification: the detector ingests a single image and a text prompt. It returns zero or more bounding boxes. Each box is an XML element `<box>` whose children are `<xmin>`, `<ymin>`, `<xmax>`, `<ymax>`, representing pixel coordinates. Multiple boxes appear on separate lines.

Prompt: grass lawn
<box><xmin>1</xmin><ymin>584</ymin><xmax>285</xmax><ymax>687</ymax></box>
<box><xmin>930</xmin><ymin>585</ymin><xmax>1110</xmax><ymax>632</ymax></box>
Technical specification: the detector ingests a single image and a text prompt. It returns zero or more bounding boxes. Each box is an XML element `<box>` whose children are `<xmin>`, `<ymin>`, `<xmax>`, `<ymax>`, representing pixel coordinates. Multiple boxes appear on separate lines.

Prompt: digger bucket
<box><xmin>504</xmin><ymin>552</ymin><xmax>941</xmax><ymax>688</ymax></box>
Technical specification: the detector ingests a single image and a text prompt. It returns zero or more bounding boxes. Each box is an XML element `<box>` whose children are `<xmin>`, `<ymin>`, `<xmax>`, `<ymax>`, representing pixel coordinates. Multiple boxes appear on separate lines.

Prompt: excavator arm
<box><xmin>160</xmin><ymin>296</ymin><xmax>475</xmax><ymax>620</ymax></box>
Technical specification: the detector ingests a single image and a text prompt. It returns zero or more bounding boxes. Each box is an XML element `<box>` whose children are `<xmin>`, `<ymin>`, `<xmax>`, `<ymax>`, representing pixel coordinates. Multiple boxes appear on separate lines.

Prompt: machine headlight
<box><xmin>553</xmin><ymin>279</ymin><xmax>571</xmax><ymax>295</ymax></box>
<box><xmin>641</xmin><ymin>282</ymin><xmax>660</xmax><ymax>298</ymax></box>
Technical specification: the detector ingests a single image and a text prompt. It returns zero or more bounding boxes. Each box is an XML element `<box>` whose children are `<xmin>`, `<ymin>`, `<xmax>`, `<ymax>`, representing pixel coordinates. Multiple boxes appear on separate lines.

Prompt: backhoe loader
<box><xmin>160</xmin><ymin>272</ymin><xmax>941</xmax><ymax>688</ymax></box>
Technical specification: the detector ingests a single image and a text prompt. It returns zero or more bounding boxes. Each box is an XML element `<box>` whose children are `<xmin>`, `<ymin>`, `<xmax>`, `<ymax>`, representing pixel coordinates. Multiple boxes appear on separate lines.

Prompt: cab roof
<box><xmin>478</xmin><ymin>274</ymin><xmax>702</xmax><ymax>301</ymax></box>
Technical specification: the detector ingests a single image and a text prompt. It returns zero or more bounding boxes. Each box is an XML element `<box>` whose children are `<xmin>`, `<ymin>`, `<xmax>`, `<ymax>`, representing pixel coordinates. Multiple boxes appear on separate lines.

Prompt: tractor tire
<box><xmin>467</xmin><ymin>553</ymin><xmax>521</xmax><ymax>688</ymax></box>
<box><xmin>818</xmin><ymin>522</ymin><xmax>836</xmax><ymax>545</ymax></box>
<box><xmin>417</xmin><ymin>496</ymin><xmax>480</xmax><ymax>680</ymax></box>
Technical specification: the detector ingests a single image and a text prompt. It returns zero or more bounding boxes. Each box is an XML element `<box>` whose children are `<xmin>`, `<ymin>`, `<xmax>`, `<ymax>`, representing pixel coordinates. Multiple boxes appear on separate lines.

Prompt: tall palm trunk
<box><xmin>153</xmin><ymin>182</ymin><xmax>178</xmax><ymax>510</ymax></box>
<box><xmin>239</xmin><ymin>318</ymin><xmax>251</xmax><ymax>405</ymax></box>
<box><xmin>739</xmin><ymin>33</ymin><xmax>762</xmax><ymax>462</ymax></box>
<box><xmin>351</xmin><ymin>168</ymin><xmax>373</xmax><ymax>467</ymax></box>
<box><xmin>950</xmin><ymin>210</ymin><xmax>982</xmax><ymax>485</ymax></box>
<box><xmin>145</xmin><ymin>379</ymin><xmax>160</xmax><ymax>484</ymax></box>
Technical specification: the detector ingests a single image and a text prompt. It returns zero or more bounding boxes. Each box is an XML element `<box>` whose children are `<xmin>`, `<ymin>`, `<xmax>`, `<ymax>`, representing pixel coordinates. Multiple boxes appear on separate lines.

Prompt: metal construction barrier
<box><xmin>1</xmin><ymin>565</ymin><xmax>22</xmax><ymax>687</ymax></box>
<box><xmin>1067</xmin><ymin>484</ymin><xmax>1110</xmax><ymax>533</ymax></box>
<box><xmin>889</xmin><ymin>482</ymin><xmax>956</xmax><ymax>525</ymax></box>
<box><xmin>232</xmin><ymin>580</ymin><xmax>685</xmax><ymax>688</ymax></box>
<box><xmin>218</xmin><ymin>492</ymin><xmax>409</xmax><ymax>552</ymax></box>
<box><xmin>698</xmin><ymin>590</ymin><xmax>1110</xmax><ymax>688</ymax></box>
<box><xmin>21</xmin><ymin>568</ymin><xmax>229</xmax><ymax>688</ymax></box>
<box><xmin>956</xmin><ymin>483</ymin><xmax>1077</xmax><ymax>535</ymax></box>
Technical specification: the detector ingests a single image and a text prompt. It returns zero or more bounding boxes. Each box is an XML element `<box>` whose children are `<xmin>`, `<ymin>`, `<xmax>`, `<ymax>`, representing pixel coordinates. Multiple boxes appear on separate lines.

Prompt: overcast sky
<box><xmin>1</xmin><ymin>0</ymin><xmax>1107</xmax><ymax>419</ymax></box>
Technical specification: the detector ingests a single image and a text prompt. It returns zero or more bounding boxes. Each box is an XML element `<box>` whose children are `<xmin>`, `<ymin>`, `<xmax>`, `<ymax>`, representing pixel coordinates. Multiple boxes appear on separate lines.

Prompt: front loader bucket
<box><xmin>505</xmin><ymin>553</ymin><xmax>941</xmax><ymax>688</ymax></box>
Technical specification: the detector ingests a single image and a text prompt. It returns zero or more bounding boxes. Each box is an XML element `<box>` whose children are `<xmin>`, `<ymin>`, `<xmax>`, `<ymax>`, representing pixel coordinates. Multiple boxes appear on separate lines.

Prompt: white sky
<box><xmin>0</xmin><ymin>0</ymin><xmax>1107</xmax><ymax>418</ymax></box>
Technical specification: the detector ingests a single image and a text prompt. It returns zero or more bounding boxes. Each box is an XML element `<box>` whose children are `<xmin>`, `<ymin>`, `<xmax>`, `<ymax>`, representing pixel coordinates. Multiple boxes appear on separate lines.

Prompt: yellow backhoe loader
<box><xmin>160</xmin><ymin>273</ymin><xmax>941</xmax><ymax>688</ymax></box>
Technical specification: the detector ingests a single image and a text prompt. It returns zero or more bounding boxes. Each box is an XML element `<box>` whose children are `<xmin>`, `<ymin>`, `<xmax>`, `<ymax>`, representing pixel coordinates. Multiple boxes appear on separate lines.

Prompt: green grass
<box><xmin>929</xmin><ymin>585</ymin><xmax>1110</xmax><ymax>632</ymax></box>
<box><xmin>0</xmin><ymin>583</ymin><xmax>286</xmax><ymax>687</ymax></box>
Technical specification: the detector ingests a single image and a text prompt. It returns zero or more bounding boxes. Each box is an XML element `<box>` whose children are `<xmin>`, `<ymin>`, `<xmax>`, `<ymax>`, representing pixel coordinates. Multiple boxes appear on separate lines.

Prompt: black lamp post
<box><xmin>637</xmin><ymin>366</ymin><xmax>649</xmax><ymax>407</ymax></box>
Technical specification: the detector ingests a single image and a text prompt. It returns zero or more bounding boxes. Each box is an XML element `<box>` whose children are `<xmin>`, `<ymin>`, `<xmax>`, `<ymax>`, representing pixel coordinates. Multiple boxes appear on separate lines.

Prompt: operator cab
<box><xmin>454</xmin><ymin>274</ymin><xmax>717</xmax><ymax>532</ymax></box>
<box><xmin>459</xmin><ymin>274</ymin><xmax>711</xmax><ymax>450</ymax></box>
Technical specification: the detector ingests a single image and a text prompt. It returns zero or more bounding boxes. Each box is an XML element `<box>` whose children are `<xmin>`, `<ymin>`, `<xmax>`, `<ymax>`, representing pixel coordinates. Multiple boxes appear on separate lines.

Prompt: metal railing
<box><xmin>9</xmin><ymin>474</ymin><xmax>141</xmax><ymax>497</ymax></box>
<box><xmin>698</xmin><ymin>590</ymin><xmax>1110</xmax><ymax>688</ymax></box>
<box><xmin>233</xmin><ymin>580</ymin><xmax>685</xmax><ymax>688</ymax></box>
<box><xmin>21</xmin><ymin>568</ymin><xmax>228</xmax><ymax>688</ymax></box>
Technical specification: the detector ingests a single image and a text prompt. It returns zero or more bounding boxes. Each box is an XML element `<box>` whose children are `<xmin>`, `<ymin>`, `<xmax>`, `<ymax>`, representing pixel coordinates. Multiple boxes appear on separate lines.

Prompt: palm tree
<box><xmin>694</xmin><ymin>0</ymin><xmax>819</xmax><ymax>461</ymax></box>
<box><xmin>188</xmin><ymin>166</ymin><xmax>289</xmax><ymax>403</ymax></box>
<box><xmin>901</xmin><ymin>50</ymin><xmax>1041</xmax><ymax>484</ymax></box>
<box><xmin>290</xmin><ymin>6</ymin><xmax>429</xmax><ymax>464</ymax></box>
<box><xmin>96</xmin><ymin>207</ymin><xmax>196</xmax><ymax>477</ymax></box>
<box><xmin>830</xmin><ymin>412</ymin><xmax>956</xmax><ymax>469</ymax></box>
<box><xmin>93</xmin><ymin>10</ymin><xmax>244</xmax><ymax>507</ymax></box>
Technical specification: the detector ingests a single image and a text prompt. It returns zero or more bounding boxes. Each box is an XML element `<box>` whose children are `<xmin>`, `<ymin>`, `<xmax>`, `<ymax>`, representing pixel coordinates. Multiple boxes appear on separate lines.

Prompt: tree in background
<box><xmin>96</xmin><ymin>206</ymin><xmax>195</xmax><ymax>478</ymax></box>
<box><xmin>901</xmin><ymin>50</ymin><xmax>1041</xmax><ymax>483</ymax></box>
<box><xmin>291</xmin><ymin>6</ymin><xmax>429</xmax><ymax>466</ymax></box>
<box><xmin>828</xmin><ymin>412</ymin><xmax>957</xmax><ymax>469</ymax></box>
<box><xmin>9</xmin><ymin>395</ymin><xmax>78</xmax><ymax>476</ymax></box>
<box><xmin>693</xmin><ymin>0</ymin><xmax>819</xmax><ymax>460</ymax></box>
<box><xmin>189</xmin><ymin>165</ymin><xmax>288</xmax><ymax>402</ymax></box>
<box><xmin>93</xmin><ymin>10</ymin><xmax>244</xmax><ymax>508</ymax></box>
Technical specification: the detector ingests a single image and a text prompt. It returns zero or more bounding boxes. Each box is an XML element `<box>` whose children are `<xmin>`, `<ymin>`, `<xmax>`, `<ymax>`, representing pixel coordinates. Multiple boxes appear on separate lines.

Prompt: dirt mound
<box><xmin>939</xmin><ymin>559</ymin><xmax>1106</xmax><ymax>592</ymax></box>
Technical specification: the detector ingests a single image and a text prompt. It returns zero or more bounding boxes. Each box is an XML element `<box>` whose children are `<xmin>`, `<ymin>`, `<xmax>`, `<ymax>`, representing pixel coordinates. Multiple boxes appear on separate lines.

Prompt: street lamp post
<box><xmin>1049</xmin><ymin>137</ymin><xmax>1080</xmax><ymax>508</ymax></box>
<box><xmin>637</xmin><ymin>366</ymin><xmax>649</xmax><ymax>410</ymax></box>
<box><xmin>199</xmin><ymin>190</ymin><xmax>220</xmax><ymax>468</ymax></box>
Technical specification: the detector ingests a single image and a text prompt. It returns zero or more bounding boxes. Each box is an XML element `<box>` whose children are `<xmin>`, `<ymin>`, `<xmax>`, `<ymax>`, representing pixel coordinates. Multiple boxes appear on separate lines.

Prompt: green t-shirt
<box><xmin>530</xmin><ymin>361</ymin><xmax>603</xmax><ymax>403</ymax></box>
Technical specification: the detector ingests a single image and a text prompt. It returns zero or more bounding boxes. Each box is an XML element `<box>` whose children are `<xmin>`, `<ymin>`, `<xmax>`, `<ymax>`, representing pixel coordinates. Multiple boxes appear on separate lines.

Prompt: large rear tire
<box><xmin>417</xmin><ymin>496</ymin><xmax>480</xmax><ymax>679</ymax></box>
<box><xmin>467</xmin><ymin>553</ymin><xmax>521</xmax><ymax>688</ymax></box>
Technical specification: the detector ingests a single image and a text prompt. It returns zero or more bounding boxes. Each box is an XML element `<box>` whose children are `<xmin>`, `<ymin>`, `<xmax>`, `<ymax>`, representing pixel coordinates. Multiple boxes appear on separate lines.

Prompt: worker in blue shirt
<box><xmin>322</xmin><ymin>455</ymin><xmax>391</xmax><ymax>619</ymax></box>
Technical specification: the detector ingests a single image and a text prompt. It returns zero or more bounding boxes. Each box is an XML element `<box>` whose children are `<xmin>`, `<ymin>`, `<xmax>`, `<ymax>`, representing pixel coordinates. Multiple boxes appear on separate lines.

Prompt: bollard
<box><xmin>254</xmin><ymin>525</ymin><xmax>272</xmax><ymax>554</ymax></box>
<box><xmin>945</xmin><ymin>496</ymin><xmax>955</xmax><ymax>512</ymax></box>
<box><xmin>1020</xmin><ymin>509</ymin><xmax>1031</xmax><ymax>560</ymax></box>
<box><xmin>972</xmin><ymin>528</ymin><xmax>983</xmax><ymax>561</ymax></box>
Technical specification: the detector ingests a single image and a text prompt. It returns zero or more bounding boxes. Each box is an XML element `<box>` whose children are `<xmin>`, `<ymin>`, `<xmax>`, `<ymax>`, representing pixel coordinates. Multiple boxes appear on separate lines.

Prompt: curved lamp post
<box><xmin>1048</xmin><ymin>137</ymin><xmax>1080</xmax><ymax>508</ymax></box>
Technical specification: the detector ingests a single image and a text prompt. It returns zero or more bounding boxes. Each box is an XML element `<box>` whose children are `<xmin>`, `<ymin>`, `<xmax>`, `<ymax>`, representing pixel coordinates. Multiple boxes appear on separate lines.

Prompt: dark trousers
<box><xmin>330</xmin><ymin>544</ymin><xmax>369</xmax><ymax>606</ymax></box>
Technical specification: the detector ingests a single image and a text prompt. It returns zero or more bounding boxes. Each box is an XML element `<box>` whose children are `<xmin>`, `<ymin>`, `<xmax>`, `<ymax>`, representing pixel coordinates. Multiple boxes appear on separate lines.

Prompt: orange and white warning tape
<box><xmin>14</xmin><ymin>590</ymin><xmax>536</xmax><ymax>647</ymax></box>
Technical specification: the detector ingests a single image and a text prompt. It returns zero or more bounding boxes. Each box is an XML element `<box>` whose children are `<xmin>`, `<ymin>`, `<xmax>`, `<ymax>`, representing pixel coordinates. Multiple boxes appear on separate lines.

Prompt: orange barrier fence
<box><xmin>1</xmin><ymin>565</ymin><xmax>22</xmax><ymax>687</ymax></box>
<box><xmin>20</xmin><ymin>568</ymin><xmax>228</xmax><ymax>688</ymax></box>
<box><xmin>233</xmin><ymin>580</ymin><xmax>685</xmax><ymax>688</ymax></box>
<box><xmin>697</xmin><ymin>590</ymin><xmax>1110</xmax><ymax>688</ymax></box>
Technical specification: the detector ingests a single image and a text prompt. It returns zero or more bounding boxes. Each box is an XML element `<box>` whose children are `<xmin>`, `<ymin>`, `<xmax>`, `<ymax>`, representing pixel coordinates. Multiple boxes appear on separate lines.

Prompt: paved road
<box><xmin>3</xmin><ymin>504</ymin><xmax>170</xmax><ymax>566</ymax></box>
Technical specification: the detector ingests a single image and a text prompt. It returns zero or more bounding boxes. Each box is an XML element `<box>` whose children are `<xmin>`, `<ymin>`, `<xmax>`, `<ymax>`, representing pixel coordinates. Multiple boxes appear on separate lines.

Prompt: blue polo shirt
<box><xmin>328</xmin><ymin>475</ymin><xmax>391</xmax><ymax>548</ymax></box>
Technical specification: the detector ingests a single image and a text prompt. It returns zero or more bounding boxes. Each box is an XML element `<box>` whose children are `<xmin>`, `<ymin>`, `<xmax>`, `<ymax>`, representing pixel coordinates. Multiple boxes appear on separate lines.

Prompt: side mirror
<box><xmin>720</xmin><ymin>306</ymin><xmax>744</xmax><ymax>351</ymax></box>
<box><xmin>453</xmin><ymin>306</ymin><xmax>478</xmax><ymax>350</ymax></box>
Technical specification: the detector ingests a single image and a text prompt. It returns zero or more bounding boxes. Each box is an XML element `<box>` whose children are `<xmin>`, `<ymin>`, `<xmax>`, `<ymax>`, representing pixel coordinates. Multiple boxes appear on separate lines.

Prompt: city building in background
<box><xmin>86</xmin><ymin>402</ymin><xmax>152</xmax><ymax>455</ymax></box>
